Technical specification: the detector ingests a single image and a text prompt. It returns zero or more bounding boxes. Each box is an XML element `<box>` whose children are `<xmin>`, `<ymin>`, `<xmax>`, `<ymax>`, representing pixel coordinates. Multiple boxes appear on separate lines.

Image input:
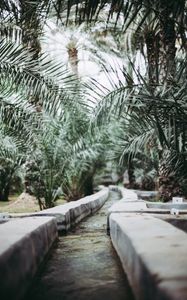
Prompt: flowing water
<box><xmin>24</xmin><ymin>191</ymin><xmax>135</xmax><ymax>300</ymax></box>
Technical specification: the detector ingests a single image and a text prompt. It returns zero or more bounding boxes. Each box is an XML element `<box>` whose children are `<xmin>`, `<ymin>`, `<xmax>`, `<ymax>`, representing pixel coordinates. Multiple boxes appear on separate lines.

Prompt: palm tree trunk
<box><xmin>156</xmin><ymin>5</ymin><xmax>177</xmax><ymax>198</ymax></box>
<box><xmin>158</xmin><ymin>150</ymin><xmax>183</xmax><ymax>202</ymax></box>
<box><xmin>159</xmin><ymin>9</ymin><xmax>176</xmax><ymax>83</ymax></box>
<box><xmin>84</xmin><ymin>174</ymin><xmax>94</xmax><ymax>196</ymax></box>
<box><xmin>127</xmin><ymin>158</ymin><xmax>136</xmax><ymax>188</ymax></box>
<box><xmin>68</xmin><ymin>47</ymin><xmax>78</xmax><ymax>74</ymax></box>
<box><xmin>145</xmin><ymin>31</ymin><xmax>159</xmax><ymax>84</ymax></box>
<box><xmin>19</xmin><ymin>0</ymin><xmax>41</xmax><ymax>59</ymax></box>
<box><xmin>19</xmin><ymin>1</ymin><xmax>42</xmax><ymax>111</ymax></box>
<box><xmin>0</xmin><ymin>183</ymin><xmax>10</xmax><ymax>201</ymax></box>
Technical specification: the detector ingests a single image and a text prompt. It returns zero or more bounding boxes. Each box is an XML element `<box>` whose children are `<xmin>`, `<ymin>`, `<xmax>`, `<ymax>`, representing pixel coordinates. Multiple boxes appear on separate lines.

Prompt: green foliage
<box><xmin>90</xmin><ymin>57</ymin><xmax>187</xmax><ymax>196</ymax></box>
<box><xmin>1</xmin><ymin>0</ymin><xmax>187</xmax><ymax>207</ymax></box>
<box><xmin>0</xmin><ymin>129</ymin><xmax>25</xmax><ymax>201</ymax></box>
<box><xmin>0</xmin><ymin>36</ymin><xmax>109</xmax><ymax>208</ymax></box>
<box><xmin>0</xmin><ymin>37</ymin><xmax>103</xmax><ymax>207</ymax></box>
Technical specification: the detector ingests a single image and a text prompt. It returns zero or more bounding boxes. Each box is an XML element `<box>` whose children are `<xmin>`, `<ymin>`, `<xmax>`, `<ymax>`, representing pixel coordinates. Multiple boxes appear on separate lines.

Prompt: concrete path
<box><xmin>24</xmin><ymin>191</ymin><xmax>134</xmax><ymax>300</ymax></box>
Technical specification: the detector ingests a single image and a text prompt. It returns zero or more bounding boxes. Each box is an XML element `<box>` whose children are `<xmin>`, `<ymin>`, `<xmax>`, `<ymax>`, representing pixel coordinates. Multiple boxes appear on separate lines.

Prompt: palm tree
<box><xmin>22</xmin><ymin>89</ymin><xmax>110</xmax><ymax>207</ymax></box>
<box><xmin>0</xmin><ymin>129</ymin><xmax>26</xmax><ymax>201</ymax></box>
<box><xmin>91</xmin><ymin>59</ymin><xmax>187</xmax><ymax>200</ymax></box>
<box><xmin>0</xmin><ymin>32</ymin><xmax>88</xmax><ymax>200</ymax></box>
<box><xmin>67</xmin><ymin>0</ymin><xmax>187</xmax><ymax>200</ymax></box>
<box><xmin>0</xmin><ymin>32</ymin><xmax>112</xmax><ymax>208</ymax></box>
<box><xmin>1</xmin><ymin>0</ymin><xmax>187</xmax><ymax>204</ymax></box>
<box><xmin>0</xmin><ymin>2</ymin><xmax>116</xmax><ymax>208</ymax></box>
<box><xmin>63</xmin><ymin>0</ymin><xmax>186</xmax><ymax>81</ymax></box>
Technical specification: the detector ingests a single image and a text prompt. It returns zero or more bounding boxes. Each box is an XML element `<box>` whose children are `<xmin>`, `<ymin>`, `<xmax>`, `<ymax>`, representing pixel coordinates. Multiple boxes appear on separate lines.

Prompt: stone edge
<box><xmin>11</xmin><ymin>187</ymin><xmax>109</xmax><ymax>232</ymax></box>
<box><xmin>108</xmin><ymin>187</ymin><xmax>187</xmax><ymax>300</ymax></box>
<box><xmin>0</xmin><ymin>187</ymin><xmax>109</xmax><ymax>300</ymax></box>
<box><xmin>0</xmin><ymin>217</ymin><xmax>58</xmax><ymax>300</ymax></box>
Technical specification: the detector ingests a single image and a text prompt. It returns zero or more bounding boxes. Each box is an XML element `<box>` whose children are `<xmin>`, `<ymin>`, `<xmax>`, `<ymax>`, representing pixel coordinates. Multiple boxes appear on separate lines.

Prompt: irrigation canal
<box><xmin>24</xmin><ymin>191</ymin><xmax>135</xmax><ymax>300</ymax></box>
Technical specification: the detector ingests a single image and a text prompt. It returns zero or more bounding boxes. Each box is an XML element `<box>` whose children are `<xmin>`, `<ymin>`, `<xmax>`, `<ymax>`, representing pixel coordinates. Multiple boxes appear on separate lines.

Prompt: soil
<box><xmin>0</xmin><ymin>193</ymin><xmax>67</xmax><ymax>213</ymax></box>
<box><xmin>0</xmin><ymin>193</ymin><xmax>40</xmax><ymax>213</ymax></box>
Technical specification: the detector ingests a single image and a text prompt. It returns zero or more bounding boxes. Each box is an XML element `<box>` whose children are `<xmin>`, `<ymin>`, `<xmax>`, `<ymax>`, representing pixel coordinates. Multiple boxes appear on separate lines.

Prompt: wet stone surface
<box><xmin>24</xmin><ymin>191</ymin><xmax>134</xmax><ymax>300</ymax></box>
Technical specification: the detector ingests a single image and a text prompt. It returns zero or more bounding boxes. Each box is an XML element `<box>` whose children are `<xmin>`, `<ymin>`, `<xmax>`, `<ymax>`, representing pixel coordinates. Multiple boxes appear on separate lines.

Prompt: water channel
<box><xmin>24</xmin><ymin>191</ymin><xmax>135</xmax><ymax>300</ymax></box>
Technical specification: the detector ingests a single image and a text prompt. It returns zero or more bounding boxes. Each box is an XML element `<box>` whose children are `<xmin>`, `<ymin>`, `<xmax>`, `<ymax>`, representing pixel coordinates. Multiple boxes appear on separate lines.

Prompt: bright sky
<box><xmin>41</xmin><ymin>20</ymin><xmax>146</xmax><ymax>99</ymax></box>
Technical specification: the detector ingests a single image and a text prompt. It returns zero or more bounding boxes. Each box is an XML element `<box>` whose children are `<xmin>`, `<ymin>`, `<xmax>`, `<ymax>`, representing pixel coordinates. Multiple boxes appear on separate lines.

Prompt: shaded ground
<box><xmin>0</xmin><ymin>194</ymin><xmax>19</xmax><ymax>210</ymax></box>
<box><xmin>0</xmin><ymin>193</ymin><xmax>39</xmax><ymax>213</ymax></box>
<box><xmin>0</xmin><ymin>193</ymin><xmax>67</xmax><ymax>213</ymax></box>
<box><xmin>24</xmin><ymin>191</ymin><xmax>135</xmax><ymax>300</ymax></box>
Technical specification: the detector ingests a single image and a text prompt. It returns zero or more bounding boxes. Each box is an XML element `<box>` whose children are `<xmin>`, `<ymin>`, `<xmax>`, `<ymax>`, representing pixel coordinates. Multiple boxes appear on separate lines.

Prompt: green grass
<box><xmin>0</xmin><ymin>194</ymin><xmax>19</xmax><ymax>207</ymax></box>
<box><xmin>55</xmin><ymin>197</ymin><xmax>67</xmax><ymax>206</ymax></box>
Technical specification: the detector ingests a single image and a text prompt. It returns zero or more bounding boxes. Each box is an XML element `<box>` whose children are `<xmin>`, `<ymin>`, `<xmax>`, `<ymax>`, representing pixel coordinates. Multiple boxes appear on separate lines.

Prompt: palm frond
<box><xmin>0</xmin><ymin>39</ymin><xmax>91</xmax><ymax>117</ymax></box>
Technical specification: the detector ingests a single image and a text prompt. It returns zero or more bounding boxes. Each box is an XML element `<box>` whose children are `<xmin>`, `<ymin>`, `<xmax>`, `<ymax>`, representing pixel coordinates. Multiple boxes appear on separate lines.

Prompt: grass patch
<box><xmin>55</xmin><ymin>197</ymin><xmax>67</xmax><ymax>206</ymax></box>
<box><xmin>0</xmin><ymin>194</ymin><xmax>19</xmax><ymax>208</ymax></box>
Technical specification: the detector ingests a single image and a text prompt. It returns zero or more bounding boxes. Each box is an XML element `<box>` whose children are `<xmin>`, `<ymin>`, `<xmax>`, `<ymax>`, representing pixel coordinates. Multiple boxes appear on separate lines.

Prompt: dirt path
<box><xmin>24</xmin><ymin>191</ymin><xmax>134</xmax><ymax>300</ymax></box>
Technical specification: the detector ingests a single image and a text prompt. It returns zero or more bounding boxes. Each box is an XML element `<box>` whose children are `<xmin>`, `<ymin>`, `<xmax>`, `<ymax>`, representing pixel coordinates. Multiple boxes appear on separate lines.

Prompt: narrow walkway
<box><xmin>24</xmin><ymin>191</ymin><xmax>134</xmax><ymax>300</ymax></box>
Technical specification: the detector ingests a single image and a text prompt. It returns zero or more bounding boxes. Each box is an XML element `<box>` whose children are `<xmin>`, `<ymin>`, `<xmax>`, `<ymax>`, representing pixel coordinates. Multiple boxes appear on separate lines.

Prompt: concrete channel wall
<box><xmin>109</xmin><ymin>185</ymin><xmax>138</xmax><ymax>201</ymax></box>
<box><xmin>0</xmin><ymin>217</ymin><xmax>57</xmax><ymax>300</ymax></box>
<box><xmin>14</xmin><ymin>187</ymin><xmax>109</xmax><ymax>232</ymax></box>
<box><xmin>108</xmin><ymin>187</ymin><xmax>187</xmax><ymax>300</ymax></box>
<box><xmin>0</xmin><ymin>187</ymin><xmax>109</xmax><ymax>300</ymax></box>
